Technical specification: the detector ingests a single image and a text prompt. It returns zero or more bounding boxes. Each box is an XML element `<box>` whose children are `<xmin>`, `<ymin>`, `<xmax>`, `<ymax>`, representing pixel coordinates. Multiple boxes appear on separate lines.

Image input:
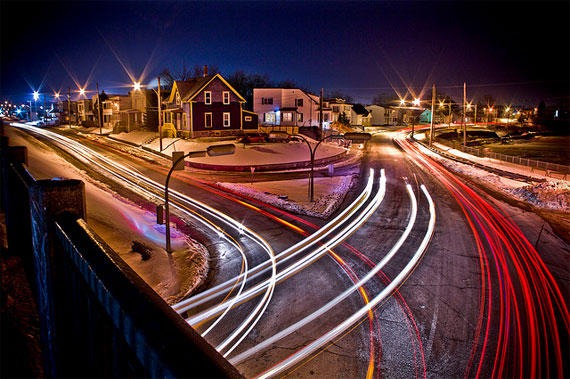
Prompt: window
<box><xmin>262</xmin><ymin>97</ymin><xmax>273</xmax><ymax>105</ymax></box>
<box><xmin>223</xmin><ymin>112</ymin><xmax>230</xmax><ymax>127</ymax></box>
<box><xmin>282</xmin><ymin>112</ymin><xmax>293</xmax><ymax>122</ymax></box>
<box><xmin>223</xmin><ymin>91</ymin><xmax>230</xmax><ymax>105</ymax></box>
<box><xmin>183</xmin><ymin>115</ymin><xmax>187</xmax><ymax>129</ymax></box>
<box><xmin>332</xmin><ymin>106</ymin><xmax>339</xmax><ymax>112</ymax></box>
<box><xmin>205</xmin><ymin>112</ymin><xmax>212</xmax><ymax>128</ymax></box>
<box><xmin>176</xmin><ymin>92</ymin><xmax>181</xmax><ymax>105</ymax></box>
<box><xmin>264</xmin><ymin>112</ymin><xmax>275</xmax><ymax>122</ymax></box>
<box><xmin>245</xmin><ymin>116</ymin><xmax>252</xmax><ymax>122</ymax></box>
<box><xmin>296</xmin><ymin>98</ymin><xmax>303</xmax><ymax>107</ymax></box>
<box><xmin>204</xmin><ymin>91</ymin><xmax>212</xmax><ymax>105</ymax></box>
<box><xmin>224</xmin><ymin>112</ymin><xmax>230</xmax><ymax>128</ymax></box>
<box><xmin>297</xmin><ymin>113</ymin><xmax>303</xmax><ymax>122</ymax></box>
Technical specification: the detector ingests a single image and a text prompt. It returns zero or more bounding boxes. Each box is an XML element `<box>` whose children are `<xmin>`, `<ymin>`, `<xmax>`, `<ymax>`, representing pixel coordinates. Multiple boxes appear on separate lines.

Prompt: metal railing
<box><xmin>440</xmin><ymin>139</ymin><xmax>570</xmax><ymax>176</ymax></box>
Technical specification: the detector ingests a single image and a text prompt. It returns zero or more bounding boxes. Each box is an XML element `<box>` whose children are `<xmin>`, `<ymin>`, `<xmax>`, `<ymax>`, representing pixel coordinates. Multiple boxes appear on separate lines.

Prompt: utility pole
<box><xmin>43</xmin><ymin>95</ymin><xmax>47</xmax><ymax>121</ymax></box>
<box><xmin>463</xmin><ymin>82</ymin><xmax>467</xmax><ymax>147</ymax></box>
<box><xmin>319</xmin><ymin>88</ymin><xmax>324</xmax><ymax>140</ymax></box>
<box><xmin>158</xmin><ymin>76</ymin><xmax>163</xmax><ymax>152</ymax></box>
<box><xmin>474</xmin><ymin>104</ymin><xmax>477</xmax><ymax>124</ymax></box>
<box><xmin>429</xmin><ymin>84</ymin><xmax>435</xmax><ymax>147</ymax></box>
<box><xmin>97</xmin><ymin>83</ymin><xmax>102</xmax><ymax>135</ymax></box>
<box><xmin>68</xmin><ymin>88</ymin><xmax>71</xmax><ymax>127</ymax></box>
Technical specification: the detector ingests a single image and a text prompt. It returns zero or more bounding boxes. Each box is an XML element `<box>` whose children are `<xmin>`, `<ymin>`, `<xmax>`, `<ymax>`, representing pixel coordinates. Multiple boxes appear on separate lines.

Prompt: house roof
<box><xmin>169</xmin><ymin>74</ymin><xmax>246</xmax><ymax>104</ymax></box>
<box><xmin>352</xmin><ymin>104</ymin><xmax>370</xmax><ymax>116</ymax></box>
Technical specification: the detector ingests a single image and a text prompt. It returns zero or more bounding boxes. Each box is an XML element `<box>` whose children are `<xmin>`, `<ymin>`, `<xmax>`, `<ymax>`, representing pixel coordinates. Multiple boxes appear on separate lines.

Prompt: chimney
<box><xmin>203</xmin><ymin>65</ymin><xmax>208</xmax><ymax>77</ymax></box>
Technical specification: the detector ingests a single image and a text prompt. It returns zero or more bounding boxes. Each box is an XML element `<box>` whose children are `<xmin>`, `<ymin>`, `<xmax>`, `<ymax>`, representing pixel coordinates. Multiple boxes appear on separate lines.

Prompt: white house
<box><xmin>366</xmin><ymin>105</ymin><xmax>399</xmax><ymax>126</ymax></box>
<box><xmin>253</xmin><ymin>88</ymin><xmax>332</xmax><ymax>134</ymax></box>
<box><xmin>328</xmin><ymin>98</ymin><xmax>352</xmax><ymax>123</ymax></box>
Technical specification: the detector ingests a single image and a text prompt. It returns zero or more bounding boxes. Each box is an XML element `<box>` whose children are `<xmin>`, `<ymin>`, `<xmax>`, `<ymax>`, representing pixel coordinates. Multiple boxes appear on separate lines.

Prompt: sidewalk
<box><xmin>416</xmin><ymin>132</ymin><xmax>567</xmax><ymax>181</ymax></box>
<box><xmin>106</xmin><ymin>130</ymin><xmax>354</xmax><ymax>172</ymax></box>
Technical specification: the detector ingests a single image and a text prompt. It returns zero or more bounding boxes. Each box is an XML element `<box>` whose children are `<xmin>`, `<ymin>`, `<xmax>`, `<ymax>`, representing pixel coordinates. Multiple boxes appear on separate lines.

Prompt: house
<box><xmin>328</xmin><ymin>98</ymin><xmax>352</xmax><ymax>124</ymax></box>
<box><xmin>93</xmin><ymin>93</ymin><xmax>130</xmax><ymax>129</ymax></box>
<box><xmin>366</xmin><ymin>104</ymin><xmax>399</xmax><ymax>126</ymax></box>
<box><xmin>119</xmin><ymin>89</ymin><xmax>159</xmax><ymax>132</ymax></box>
<box><xmin>253</xmin><ymin>88</ymin><xmax>332</xmax><ymax>134</ymax></box>
<box><xmin>419</xmin><ymin>109</ymin><xmax>445</xmax><ymax>124</ymax></box>
<box><xmin>77</xmin><ymin>98</ymin><xmax>95</xmax><ymax>125</ymax></box>
<box><xmin>351</xmin><ymin>104</ymin><xmax>372</xmax><ymax>128</ymax></box>
<box><xmin>163</xmin><ymin>70</ymin><xmax>258</xmax><ymax>138</ymax></box>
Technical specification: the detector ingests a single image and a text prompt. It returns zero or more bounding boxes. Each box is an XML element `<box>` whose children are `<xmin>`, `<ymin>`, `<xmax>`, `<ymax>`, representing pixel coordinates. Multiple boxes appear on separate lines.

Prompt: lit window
<box><xmin>245</xmin><ymin>116</ymin><xmax>252</xmax><ymax>121</ymax></box>
<box><xmin>176</xmin><ymin>92</ymin><xmax>181</xmax><ymax>105</ymax></box>
<box><xmin>223</xmin><ymin>91</ymin><xmax>230</xmax><ymax>105</ymax></box>
<box><xmin>297</xmin><ymin>113</ymin><xmax>303</xmax><ymax>122</ymax></box>
<box><xmin>264</xmin><ymin>112</ymin><xmax>275</xmax><ymax>122</ymax></box>
<box><xmin>223</xmin><ymin>112</ymin><xmax>230</xmax><ymax>127</ymax></box>
<box><xmin>204</xmin><ymin>92</ymin><xmax>212</xmax><ymax>105</ymax></box>
<box><xmin>205</xmin><ymin>112</ymin><xmax>212</xmax><ymax>128</ymax></box>
<box><xmin>283</xmin><ymin>112</ymin><xmax>293</xmax><ymax>122</ymax></box>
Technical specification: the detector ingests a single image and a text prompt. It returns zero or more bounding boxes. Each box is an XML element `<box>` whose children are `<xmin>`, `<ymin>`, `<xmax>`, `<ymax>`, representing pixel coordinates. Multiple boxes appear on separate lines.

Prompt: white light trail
<box><xmin>254</xmin><ymin>184</ymin><xmax>436</xmax><ymax>379</ymax></box>
<box><xmin>172</xmin><ymin>169</ymin><xmax>376</xmax><ymax>314</ymax></box>
<box><xmin>230</xmin><ymin>182</ymin><xmax>416</xmax><ymax>365</ymax></box>
<box><xmin>185</xmin><ymin>169</ymin><xmax>383</xmax><ymax>328</ymax></box>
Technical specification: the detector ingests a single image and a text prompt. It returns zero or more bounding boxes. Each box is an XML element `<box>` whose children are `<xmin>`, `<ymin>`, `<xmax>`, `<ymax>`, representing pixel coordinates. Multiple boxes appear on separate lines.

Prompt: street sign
<box><xmin>172</xmin><ymin>151</ymin><xmax>185</xmax><ymax>170</ymax></box>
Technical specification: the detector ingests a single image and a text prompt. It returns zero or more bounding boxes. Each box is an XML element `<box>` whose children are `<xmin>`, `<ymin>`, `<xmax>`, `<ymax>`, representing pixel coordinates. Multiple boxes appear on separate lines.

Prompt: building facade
<box><xmin>253</xmin><ymin>88</ymin><xmax>332</xmax><ymax>134</ymax></box>
<box><xmin>366</xmin><ymin>105</ymin><xmax>399</xmax><ymax>126</ymax></box>
<box><xmin>163</xmin><ymin>73</ymin><xmax>258</xmax><ymax>138</ymax></box>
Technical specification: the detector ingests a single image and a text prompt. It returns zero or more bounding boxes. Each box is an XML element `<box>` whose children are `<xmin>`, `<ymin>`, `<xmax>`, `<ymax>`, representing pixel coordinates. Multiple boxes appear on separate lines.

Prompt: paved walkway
<box><xmin>431</xmin><ymin>141</ymin><xmax>568</xmax><ymax>181</ymax></box>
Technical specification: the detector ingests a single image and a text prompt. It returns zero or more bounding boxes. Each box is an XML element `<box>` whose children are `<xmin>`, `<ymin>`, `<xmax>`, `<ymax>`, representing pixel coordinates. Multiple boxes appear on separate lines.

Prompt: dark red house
<box><xmin>163</xmin><ymin>73</ymin><xmax>258</xmax><ymax>138</ymax></box>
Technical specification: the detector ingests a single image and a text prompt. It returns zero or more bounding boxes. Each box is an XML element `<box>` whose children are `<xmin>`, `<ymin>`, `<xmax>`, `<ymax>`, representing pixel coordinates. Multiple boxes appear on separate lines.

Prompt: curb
<box><xmin>106</xmin><ymin>135</ymin><xmax>350</xmax><ymax>172</ymax></box>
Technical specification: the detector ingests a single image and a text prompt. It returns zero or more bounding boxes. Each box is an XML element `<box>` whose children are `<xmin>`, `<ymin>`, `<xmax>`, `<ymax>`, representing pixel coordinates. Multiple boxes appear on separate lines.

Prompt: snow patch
<box><xmin>217</xmin><ymin>175</ymin><xmax>358</xmax><ymax>219</ymax></box>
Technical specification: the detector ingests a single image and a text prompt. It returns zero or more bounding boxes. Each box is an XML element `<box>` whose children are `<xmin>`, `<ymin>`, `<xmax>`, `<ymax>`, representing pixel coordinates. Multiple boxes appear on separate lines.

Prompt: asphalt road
<box><xmin>7</xmin><ymin>124</ymin><xmax>569</xmax><ymax>378</ymax></box>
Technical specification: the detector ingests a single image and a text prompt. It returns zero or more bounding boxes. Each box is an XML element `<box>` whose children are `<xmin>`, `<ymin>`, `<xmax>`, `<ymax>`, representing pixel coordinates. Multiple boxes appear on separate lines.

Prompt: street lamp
<box><xmin>79</xmin><ymin>88</ymin><xmax>85</xmax><ymax>96</ymax></box>
<box><xmin>133</xmin><ymin>81</ymin><xmax>141</xmax><ymax>91</ymax></box>
<box><xmin>162</xmin><ymin>144</ymin><xmax>235</xmax><ymax>253</ymax></box>
<box><xmin>278</xmin><ymin>132</ymin><xmax>371</xmax><ymax>202</ymax></box>
<box><xmin>413</xmin><ymin>98</ymin><xmax>421</xmax><ymax>107</ymax></box>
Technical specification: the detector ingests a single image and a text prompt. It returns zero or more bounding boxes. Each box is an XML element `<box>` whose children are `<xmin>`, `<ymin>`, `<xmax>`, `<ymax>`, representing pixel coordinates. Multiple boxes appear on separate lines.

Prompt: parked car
<box><xmin>287</xmin><ymin>136</ymin><xmax>303</xmax><ymax>143</ymax></box>
<box><xmin>268</xmin><ymin>131</ymin><xmax>289</xmax><ymax>142</ymax></box>
<box><xmin>240</xmin><ymin>133</ymin><xmax>268</xmax><ymax>143</ymax></box>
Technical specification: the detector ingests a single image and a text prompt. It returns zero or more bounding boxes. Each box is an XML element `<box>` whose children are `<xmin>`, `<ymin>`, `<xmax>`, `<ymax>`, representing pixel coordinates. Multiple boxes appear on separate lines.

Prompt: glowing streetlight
<box><xmin>33</xmin><ymin>91</ymin><xmax>39</xmax><ymax>101</ymax></box>
<box><xmin>54</xmin><ymin>92</ymin><xmax>60</xmax><ymax>99</ymax></box>
<box><xmin>133</xmin><ymin>81</ymin><xmax>141</xmax><ymax>91</ymax></box>
<box><xmin>412</xmin><ymin>98</ymin><xmax>421</xmax><ymax>107</ymax></box>
<box><xmin>79</xmin><ymin>88</ymin><xmax>85</xmax><ymax>96</ymax></box>
<box><xmin>399</xmin><ymin>98</ymin><xmax>406</xmax><ymax>106</ymax></box>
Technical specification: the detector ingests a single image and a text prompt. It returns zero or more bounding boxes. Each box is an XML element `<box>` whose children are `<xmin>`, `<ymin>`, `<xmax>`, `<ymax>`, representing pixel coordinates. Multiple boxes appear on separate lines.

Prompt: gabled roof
<box><xmin>168</xmin><ymin>74</ymin><xmax>246</xmax><ymax>103</ymax></box>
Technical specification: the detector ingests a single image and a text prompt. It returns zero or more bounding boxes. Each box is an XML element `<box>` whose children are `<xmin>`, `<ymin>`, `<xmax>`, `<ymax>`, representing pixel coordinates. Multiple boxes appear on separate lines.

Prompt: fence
<box><xmin>1</xmin><ymin>128</ymin><xmax>243</xmax><ymax>378</ymax></box>
<box><xmin>441</xmin><ymin>139</ymin><xmax>570</xmax><ymax>176</ymax></box>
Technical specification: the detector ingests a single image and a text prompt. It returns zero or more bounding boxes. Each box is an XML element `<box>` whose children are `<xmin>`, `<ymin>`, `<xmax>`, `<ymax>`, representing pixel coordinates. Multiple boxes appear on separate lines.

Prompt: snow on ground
<box><xmin>414</xmin><ymin>138</ymin><xmax>570</xmax><ymax>212</ymax></box>
<box><xmin>110</xmin><ymin>131</ymin><xmax>348</xmax><ymax>166</ymax></box>
<box><xmin>7</xmin><ymin>126</ymin><xmax>208</xmax><ymax>303</ymax></box>
<box><xmin>217</xmin><ymin>175</ymin><xmax>359</xmax><ymax>219</ymax></box>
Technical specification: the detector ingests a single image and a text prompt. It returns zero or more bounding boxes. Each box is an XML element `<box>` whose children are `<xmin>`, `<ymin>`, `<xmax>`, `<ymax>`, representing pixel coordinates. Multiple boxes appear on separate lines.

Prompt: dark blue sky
<box><xmin>1</xmin><ymin>1</ymin><xmax>568</xmax><ymax>106</ymax></box>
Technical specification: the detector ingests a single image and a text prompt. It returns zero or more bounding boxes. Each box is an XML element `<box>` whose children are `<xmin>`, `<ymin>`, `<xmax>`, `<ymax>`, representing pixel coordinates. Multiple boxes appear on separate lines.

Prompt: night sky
<box><xmin>1</xmin><ymin>1</ymin><xmax>569</xmax><ymax>106</ymax></box>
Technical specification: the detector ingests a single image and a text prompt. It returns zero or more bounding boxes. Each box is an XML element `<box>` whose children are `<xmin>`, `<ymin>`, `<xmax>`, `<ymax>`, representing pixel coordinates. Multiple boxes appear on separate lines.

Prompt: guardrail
<box><xmin>1</xmin><ymin>127</ymin><xmax>243</xmax><ymax>378</ymax></box>
<box><xmin>440</xmin><ymin>139</ymin><xmax>570</xmax><ymax>178</ymax></box>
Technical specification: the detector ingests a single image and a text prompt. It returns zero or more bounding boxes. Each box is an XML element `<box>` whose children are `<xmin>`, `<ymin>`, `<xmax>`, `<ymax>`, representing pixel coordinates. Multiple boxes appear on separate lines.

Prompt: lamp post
<box><xmin>280</xmin><ymin>132</ymin><xmax>371</xmax><ymax>202</ymax></box>
<box><xmin>163</xmin><ymin>144</ymin><xmax>235</xmax><ymax>253</ymax></box>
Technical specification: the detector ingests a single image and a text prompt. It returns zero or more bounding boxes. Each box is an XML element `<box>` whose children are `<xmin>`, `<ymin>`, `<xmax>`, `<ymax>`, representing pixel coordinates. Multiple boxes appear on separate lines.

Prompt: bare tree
<box><xmin>159</xmin><ymin>61</ymin><xmax>219</xmax><ymax>87</ymax></box>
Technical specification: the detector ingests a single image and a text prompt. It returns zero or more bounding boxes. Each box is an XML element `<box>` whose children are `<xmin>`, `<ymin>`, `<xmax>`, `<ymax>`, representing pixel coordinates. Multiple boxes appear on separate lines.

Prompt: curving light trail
<box><xmin>394</xmin><ymin>127</ymin><xmax>570</xmax><ymax>377</ymax></box>
<box><xmin>230</xmin><ymin>181</ymin><xmax>416</xmax><ymax>365</ymax></box>
<box><xmin>254</xmin><ymin>184</ymin><xmax>436</xmax><ymax>378</ymax></box>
